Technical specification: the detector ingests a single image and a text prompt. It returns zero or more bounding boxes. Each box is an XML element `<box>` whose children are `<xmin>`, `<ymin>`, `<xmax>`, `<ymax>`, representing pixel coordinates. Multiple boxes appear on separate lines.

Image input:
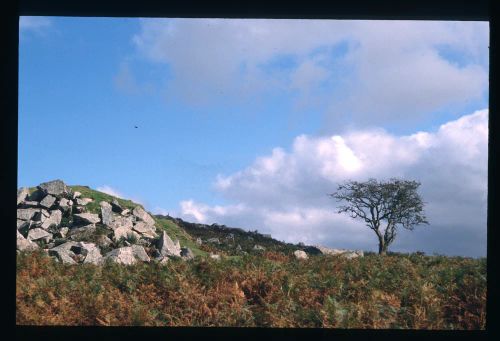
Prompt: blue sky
<box><xmin>18</xmin><ymin>17</ymin><xmax>489</xmax><ymax>257</ymax></box>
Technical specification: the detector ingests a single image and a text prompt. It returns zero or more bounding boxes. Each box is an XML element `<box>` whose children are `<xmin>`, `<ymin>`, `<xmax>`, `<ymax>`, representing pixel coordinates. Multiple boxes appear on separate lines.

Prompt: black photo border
<box><xmin>5</xmin><ymin>1</ymin><xmax>498</xmax><ymax>340</ymax></box>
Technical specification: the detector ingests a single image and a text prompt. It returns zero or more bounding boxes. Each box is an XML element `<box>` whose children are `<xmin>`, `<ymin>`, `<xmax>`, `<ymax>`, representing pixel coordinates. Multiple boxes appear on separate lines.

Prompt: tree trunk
<box><xmin>378</xmin><ymin>240</ymin><xmax>387</xmax><ymax>255</ymax></box>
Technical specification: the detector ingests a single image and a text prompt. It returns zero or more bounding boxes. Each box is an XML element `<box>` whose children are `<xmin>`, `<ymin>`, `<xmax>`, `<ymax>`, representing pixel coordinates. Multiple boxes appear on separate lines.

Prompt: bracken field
<box><xmin>16</xmin><ymin>249</ymin><xmax>486</xmax><ymax>329</ymax></box>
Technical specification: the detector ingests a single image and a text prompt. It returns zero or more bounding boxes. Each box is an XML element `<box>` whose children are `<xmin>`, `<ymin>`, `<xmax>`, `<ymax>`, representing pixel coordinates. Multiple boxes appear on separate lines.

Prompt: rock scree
<box><xmin>16</xmin><ymin>180</ymin><xmax>187</xmax><ymax>265</ymax></box>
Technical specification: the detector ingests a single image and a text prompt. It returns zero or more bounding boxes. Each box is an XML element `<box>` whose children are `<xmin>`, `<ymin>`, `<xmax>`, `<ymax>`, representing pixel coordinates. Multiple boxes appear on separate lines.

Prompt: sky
<box><xmin>18</xmin><ymin>17</ymin><xmax>489</xmax><ymax>257</ymax></box>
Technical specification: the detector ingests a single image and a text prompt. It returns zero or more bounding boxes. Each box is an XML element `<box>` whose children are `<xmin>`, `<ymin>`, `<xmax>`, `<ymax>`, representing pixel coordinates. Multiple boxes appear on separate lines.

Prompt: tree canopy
<box><xmin>330</xmin><ymin>178</ymin><xmax>429</xmax><ymax>255</ymax></box>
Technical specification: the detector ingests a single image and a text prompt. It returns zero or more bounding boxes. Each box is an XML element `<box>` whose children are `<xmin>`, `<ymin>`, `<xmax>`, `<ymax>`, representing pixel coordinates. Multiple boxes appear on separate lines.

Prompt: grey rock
<box><xmin>70</xmin><ymin>242</ymin><xmax>102</xmax><ymax>265</ymax></box>
<box><xmin>109</xmin><ymin>216</ymin><xmax>134</xmax><ymax>230</ymax></box>
<box><xmin>121</xmin><ymin>209</ymin><xmax>130</xmax><ymax>216</ymax></box>
<box><xmin>111</xmin><ymin>199</ymin><xmax>123</xmax><ymax>213</ymax></box>
<box><xmin>49</xmin><ymin>242</ymin><xmax>78</xmax><ymax>264</ymax></box>
<box><xmin>113</xmin><ymin>226</ymin><xmax>136</xmax><ymax>241</ymax></box>
<box><xmin>139</xmin><ymin>230</ymin><xmax>157</xmax><ymax>239</ymax></box>
<box><xmin>294</xmin><ymin>250</ymin><xmax>309</xmax><ymax>260</ymax></box>
<box><xmin>28</xmin><ymin>189</ymin><xmax>45</xmax><ymax>202</ymax></box>
<box><xmin>73</xmin><ymin>213</ymin><xmax>100</xmax><ymax>225</ymax></box>
<box><xmin>132</xmin><ymin>206</ymin><xmax>156</xmax><ymax>226</ymax></box>
<box><xmin>312</xmin><ymin>245</ymin><xmax>364</xmax><ymax>258</ymax></box>
<box><xmin>73</xmin><ymin>206</ymin><xmax>86</xmax><ymax>214</ymax></box>
<box><xmin>27</xmin><ymin>228</ymin><xmax>52</xmax><ymax>241</ymax></box>
<box><xmin>76</xmin><ymin>197</ymin><xmax>93</xmax><ymax>206</ymax></box>
<box><xmin>67</xmin><ymin>224</ymin><xmax>97</xmax><ymax>240</ymax></box>
<box><xmin>95</xmin><ymin>234</ymin><xmax>113</xmax><ymax>247</ymax></box>
<box><xmin>157</xmin><ymin>231</ymin><xmax>181</xmax><ymax>257</ymax></box>
<box><xmin>40</xmin><ymin>195</ymin><xmax>57</xmax><ymax>209</ymax></box>
<box><xmin>236</xmin><ymin>244</ymin><xmax>242</xmax><ymax>251</ymax></box>
<box><xmin>131</xmin><ymin>245</ymin><xmax>150</xmax><ymax>262</ymax></box>
<box><xmin>100</xmin><ymin>201</ymin><xmax>114</xmax><ymax>226</ymax></box>
<box><xmin>210</xmin><ymin>254</ymin><xmax>221</xmax><ymax>260</ymax></box>
<box><xmin>38</xmin><ymin>180</ymin><xmax>70</xmax><ymax>197</ymax></box>
<box><xmin>20</xmin><ymin>201</ymin><xmax>40</xmax><ymax>208</ymax></box>
<box><xmin>17</xmin><ymin>219</ymin><xmax>30</xmax><ymax>230</ymax></box>
<box><xmin>342</xmin><ymin>251</ymin><xmax>364</xmax><ymax>259</ymax></box>
<box><xmin>136</xmin><ymin>238</ymin><xmax>150</xmax><ymax>247</ymax></box>
<box><xmin>180</xmin><ymin>247</ymin><xmax>195</xmax><ymax>260</ymax></box>
<box><xmin>104</xmin><ymin>247</ymin><xmax>136</xmax><ymax>265</ymax></box>
<box><xmin>51</xmin><ymin>241</ymin><xmax>79</xmax><ymax>252</ymax></box>
<box><xmin>58</xmin><ymin>198</ymin><xmax>72</xmax><ymax>211</ymax></box>
<box><xmin>253</xmin><ymin>244</ymin><xmax>266</xmax><ymax>251</ymax></box>
<box><xmin>132</xmin><ymin>221</ymin><xmax>157</xmax><ymax>236</ymax></box>
<box><xmin>17</xmin><ymin>230</ymin><xmax>39</xmax><ymax>251</ymax></box>
<box><xmin>35</xmin><ymin>209</ymin><xmax>51</xmax><ymax>224</ymax></box>
<box><xmin>207</xmin><ymin>237</ymin><xmax>220</xmax><ymax>244</ymax></box>
<box><xmin>17</xmin><ymin>208</ymin><xmax>40</xmax><ymax>221</ymax></box>
<box><xmin>41</xmin><ymin>210</ymin><xmax>62</xmax><ymax>230</ymax></box>
<box><xmin>58</xmin><ymin>227</ymin><xmax>69</xmax><ymax>238</ymax></box>
<box><xmin>195</xmin><ymin>238</ymin><xmax>202</xmax><ymax>245</ymax></box>
<box><xmin>17</xmin><ymin>187</ymin><xmax>30</xmax><ymax>205</ymax></box>
<box><xmin>73</xmin><ymin>191</ymin><xmax>82</xmax><ymax>199</ymax></box>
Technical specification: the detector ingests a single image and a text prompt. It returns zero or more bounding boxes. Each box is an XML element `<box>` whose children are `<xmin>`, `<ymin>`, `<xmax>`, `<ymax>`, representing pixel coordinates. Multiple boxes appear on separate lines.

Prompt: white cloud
<box><xmin>132</xmin><ymin>19</ymin><xmax>488</xmax><ymax>128</ymax></box>
<box><xmin>179</xmin><ymin>109</ymin><xmax>488</xmax><ymax>257</ymax></box>
<box><xmin>19</xmin><ymin>16</ymin><xmax>52</xmax><ymax>33</ymax></box>
<box><xmin>96</xmin><ymin>185</ymin><xmax>125</xmax><ymax>198</ymax></box>
<box><xmin>96</xmin><ymin>185</ymin><xmax>147</xmax><ymax>207</ymax></box>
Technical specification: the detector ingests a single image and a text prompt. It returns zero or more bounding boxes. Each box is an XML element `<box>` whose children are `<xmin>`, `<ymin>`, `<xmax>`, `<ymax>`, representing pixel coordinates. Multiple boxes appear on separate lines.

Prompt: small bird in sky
<box><xmin>134</xmin><ymin>125</ymin><xmax>138</xmax><ymax>129</ymax></box>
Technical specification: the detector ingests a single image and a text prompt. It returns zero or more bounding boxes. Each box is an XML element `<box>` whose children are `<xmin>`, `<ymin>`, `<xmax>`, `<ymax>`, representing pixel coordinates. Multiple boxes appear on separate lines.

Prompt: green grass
<box><xmin>155</xmin><ymin>217</ymin><xmax>207</xmax><ymax>257</ymax></box>
<box><xmin>68</xmin><ymin>186</ymin><xmax>139</xmax><ymax>214</ymax></box>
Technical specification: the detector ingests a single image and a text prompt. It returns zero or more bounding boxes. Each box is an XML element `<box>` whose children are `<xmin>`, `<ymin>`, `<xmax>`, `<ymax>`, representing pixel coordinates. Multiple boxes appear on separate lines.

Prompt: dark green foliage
<box><xmin>159</xmin><ymin>215</ymin><xmax>302</xmax><ymax>256</ymax></box>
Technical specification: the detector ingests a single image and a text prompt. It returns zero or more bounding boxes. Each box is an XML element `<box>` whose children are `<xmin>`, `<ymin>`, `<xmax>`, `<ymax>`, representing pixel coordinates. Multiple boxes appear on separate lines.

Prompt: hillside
<box><xmin>156</xmin><ymin>215</ymin><xmax>305</xmax><ymax>256</ymax></box>
<box><xmin>16</xmin><ymin>180</ymin><xmax>487</xmax><ymax>329</ymax></box>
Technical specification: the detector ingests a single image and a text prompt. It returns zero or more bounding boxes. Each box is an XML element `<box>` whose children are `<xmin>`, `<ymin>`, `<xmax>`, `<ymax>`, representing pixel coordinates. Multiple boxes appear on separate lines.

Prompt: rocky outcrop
<box><xmin>157</xmin><ymin>231</ymin><xmax>181</xmax><ymax>257</ymax></box>
<box><xmin>133</xmin><ymin>206</ymin><xmax>156</xmax><ymax>226</ymax></box>
<box><xmin>294</xmin><ymin>250</ymin><xmax>308</xmax><ymax>260</ymax></box>
<box><xmin>17</xmin><ymin>187</ymin><xmax>30</xmax><ymax>205</ymax></box>
<box><xmin>73</xmin><ymin>213</ymin><xmax>100</xmax><ymax>225</ymax></box>
<box><xmin>100</xmin><ymin>201</ymin><xmax>114</xmax><ymax>226</ymax></box>
<box><xmin>16</xmin><ymin>180</ymin><xmax>188</xmax><ymax>266</ymax></box>
<box><xmin>104</xmin><ymin>247</ymin><xmax>137</xmax><ymax>265</ymax></box>
<box><xmin>40</xmin><ymin>210</ymin><xmax>62</xmax><ymax>230</ymax></box>
<box><xmin>180</xmin><ymin>247</ymin><xmax>195</xmax><ymax>260</ymax></box>
<box><xmin>312</xmin><ymin>245</ymin><xmax>364</xmax><ymax>259</ymax></box>
<box><xmin>17</xmin><ymin>208</ymin><xmax>40</xmax><ymax>221</ymax></box>
<box><xmin>40</xmin><ymin>195</ymin><xmax>57</xmax><ymax>209</ymax></box>
<box><xmin>39</xmin><ymin>179</ymin><xmax>70</xmax><ymax>196</ymax></box>
<box><xmin>17</xmin><ymin>230</ymin><xmax>39</xmax><ymax>251</ymax></box>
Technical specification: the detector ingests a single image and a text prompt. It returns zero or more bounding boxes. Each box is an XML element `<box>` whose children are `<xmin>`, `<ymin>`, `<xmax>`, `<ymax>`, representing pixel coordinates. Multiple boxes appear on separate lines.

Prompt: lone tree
<box><xmin>330</xmin><ymin>178</ymin><xmax>429</xmax><ymax>255</ymax></box>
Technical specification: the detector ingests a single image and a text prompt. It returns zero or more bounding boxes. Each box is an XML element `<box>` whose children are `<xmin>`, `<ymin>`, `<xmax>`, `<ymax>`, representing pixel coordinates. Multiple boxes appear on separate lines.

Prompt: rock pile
<box><xmin>16</xmin><ymin>180</ymin><xmax>194</xmax><ymax>265</ymax></box>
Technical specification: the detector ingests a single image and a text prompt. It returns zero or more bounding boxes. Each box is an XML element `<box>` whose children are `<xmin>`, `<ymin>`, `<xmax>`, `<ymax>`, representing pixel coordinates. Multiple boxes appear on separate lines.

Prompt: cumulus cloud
<box><xmin>96</xmin><ymin>185</ymin><xmax>126</xmax><ymax>198</ymax></box>
<box><xmin>96</xmin><ymin>185</ymin><xmax>146</xmax><ymax>207</ymax></box>
<box><xmin>178</xmin><ymin>109</ymin><xmax>488</xmax><ymax>257</ymax></box>
<box><xmin>132</xmin><ymin>19</ymin><xmax>488</xmax><ymax>128</ymax></box>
